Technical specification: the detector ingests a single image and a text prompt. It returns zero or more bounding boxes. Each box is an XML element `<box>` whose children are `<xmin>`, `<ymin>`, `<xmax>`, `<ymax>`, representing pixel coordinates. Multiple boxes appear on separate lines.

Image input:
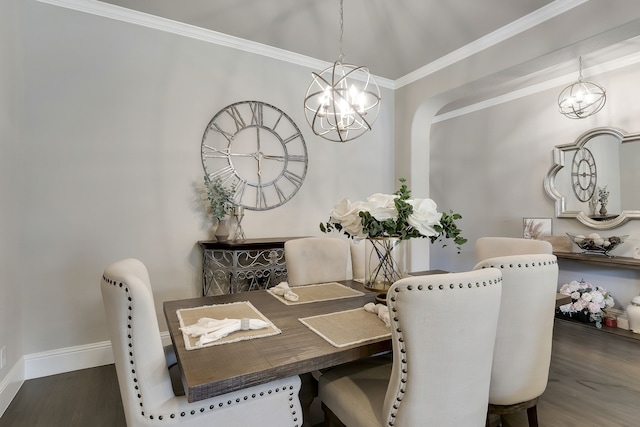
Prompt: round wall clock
<box><xmin>201</xmin><ymin>101</ymin><xmax>308</xmax><ymax>211</ymax></box>
<box><xmin>571</xmin><ymin>147</ymin><xmax>597</xmax><ymax>202</ymax></box>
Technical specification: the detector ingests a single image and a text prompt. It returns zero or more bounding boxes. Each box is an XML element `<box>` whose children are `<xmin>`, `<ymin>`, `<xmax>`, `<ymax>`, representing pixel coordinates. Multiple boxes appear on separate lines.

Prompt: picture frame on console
<box><xmin>523</xmin><ymin>217</ymin><xmax>552</xmax><ymax>240</ymax></box>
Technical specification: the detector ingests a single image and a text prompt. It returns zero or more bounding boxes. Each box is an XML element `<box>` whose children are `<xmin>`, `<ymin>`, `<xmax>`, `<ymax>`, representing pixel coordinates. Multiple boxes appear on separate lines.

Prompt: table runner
<box><xmin>299</xmin><ymin>307</ymin><xmax>391</xmax><ymax>348</ymax></box>
<box><xmin>177</xmin><ymin>301</ymin><xmax>281</xmax><ymax>350</ymax></box>
<box><xmin>267</xmin><ymin>282</ymin><xmax>364</xmax><ymax>305</ymax></box>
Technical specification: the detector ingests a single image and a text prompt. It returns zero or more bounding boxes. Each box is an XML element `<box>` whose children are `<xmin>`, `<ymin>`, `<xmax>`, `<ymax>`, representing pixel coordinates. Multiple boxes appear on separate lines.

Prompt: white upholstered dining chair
<box><xmin>474</xmin><ymin>253</ymin><xmax>559</xmax><ymax>427</ymax></box>
<box><xmin>318</xmin><ymin>268</ymin><xmax>503</xmax><ymax>427</ymax></box>
<box><xmin>101</xmin><ymin>258</ymin><xmax>303</xmax><ymax>427</ymax></box>
<box><xmin>284</xmin><ymin>237</ymin><xmax>350</xmax><ymax>286</ymax></box>
<box><xmin>476</xmin><ymin>236</ymin><xmax>552</xmax><ymax>262</ymax></box>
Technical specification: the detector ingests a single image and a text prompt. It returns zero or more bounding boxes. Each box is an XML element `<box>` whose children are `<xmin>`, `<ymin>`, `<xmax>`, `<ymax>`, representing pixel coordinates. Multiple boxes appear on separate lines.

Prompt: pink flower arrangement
<box><xmin>558</xmin><ymin>280</ymin><xmax>614</xmax><ymax>328</ymax></box>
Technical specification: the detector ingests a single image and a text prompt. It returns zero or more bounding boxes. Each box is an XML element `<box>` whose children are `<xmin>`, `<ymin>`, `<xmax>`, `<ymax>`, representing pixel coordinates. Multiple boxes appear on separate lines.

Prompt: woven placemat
<box><xmin>177</xmin><ymin>301</ymin><xmax>281</xmax><ymax>350</ymax></box>
<box><xmin>299</xmin><ymin>307</ymin><xmax>390</xmax><ymax>348</ymax></box>
<box><xmin>267</xmin><ymin>282</ymin><xmax>364</xmax><ymax>305</ymax></box>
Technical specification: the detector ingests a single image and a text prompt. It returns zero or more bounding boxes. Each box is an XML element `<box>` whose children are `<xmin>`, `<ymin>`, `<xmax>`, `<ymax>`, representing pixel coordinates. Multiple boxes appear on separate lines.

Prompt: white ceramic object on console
<box><xmin>626</xmin><ymin>296</ymin><xmax>640</xmax><ymax>334</ymax></box>
<box><xmin>617</xmin><ymin>314</ymin><xmax>630</xmax><ymax>330</ymax></box>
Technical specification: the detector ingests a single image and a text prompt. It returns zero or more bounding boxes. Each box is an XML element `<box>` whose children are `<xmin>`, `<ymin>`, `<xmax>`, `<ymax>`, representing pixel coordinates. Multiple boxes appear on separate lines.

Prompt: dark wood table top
<box><xmin>164</xmin><ymin>270</ymin><xmax>570</xmax><ymax>403</ymax></box>
<box><xmin>164</xmin><ymin>271</ymin><xmax>447</xmax><ymax>403</ymax></box>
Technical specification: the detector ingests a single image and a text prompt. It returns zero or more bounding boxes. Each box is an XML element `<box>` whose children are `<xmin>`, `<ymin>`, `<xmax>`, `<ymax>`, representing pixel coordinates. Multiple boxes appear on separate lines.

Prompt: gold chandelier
<box><xmin>303</xmin><ymin>0</ymin><xmax>381</xmax><ymax>142</ymax></box>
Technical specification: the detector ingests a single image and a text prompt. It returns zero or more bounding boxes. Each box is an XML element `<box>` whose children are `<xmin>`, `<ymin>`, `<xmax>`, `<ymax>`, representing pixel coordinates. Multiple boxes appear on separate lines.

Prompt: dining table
<box><xmin>164</xmin><ymin>270</ymin><xmax>442</xmax><ymax>425</ymax></box>
<box><xmin>164</xmin><ymin>271</ymin><xmax>571</xmax><ymax>426</ymax></box>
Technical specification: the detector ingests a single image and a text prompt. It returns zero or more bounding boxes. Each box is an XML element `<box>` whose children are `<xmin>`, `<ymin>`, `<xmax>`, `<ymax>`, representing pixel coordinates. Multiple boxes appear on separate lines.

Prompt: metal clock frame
<box><xmin>201</xmin><ymin>101</ymin><xmax>308</xmax><ymax>211</ymax></box>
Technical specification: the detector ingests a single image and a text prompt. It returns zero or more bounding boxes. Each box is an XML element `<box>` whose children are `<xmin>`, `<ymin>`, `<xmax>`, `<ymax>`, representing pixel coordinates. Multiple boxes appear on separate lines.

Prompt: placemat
<box><xmin>177</xmin><ymin>301</ymin><xmax>281</xmax><ymax>350</ymax></box>
<box><xmin>267</xmin><ymin>282</ymin><xmax>365</xmax><ymax>305</ymax></box>
<box><xmin>299</xmin><ymin>307</ymin><xmax>391</xmax><ymax>348</ymax></box>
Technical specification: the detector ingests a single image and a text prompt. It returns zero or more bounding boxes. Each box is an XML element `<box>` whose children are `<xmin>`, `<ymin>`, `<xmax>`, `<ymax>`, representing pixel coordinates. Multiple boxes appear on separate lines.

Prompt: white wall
<box><xmin>1</xmin><ymin>0</ymin><xmax>394</xmax><ymax>386</ymax></box>
<box><xmin>429</xmin><ymin>61</ymin><xmax>640</xmax><ymax>310</ymax></box>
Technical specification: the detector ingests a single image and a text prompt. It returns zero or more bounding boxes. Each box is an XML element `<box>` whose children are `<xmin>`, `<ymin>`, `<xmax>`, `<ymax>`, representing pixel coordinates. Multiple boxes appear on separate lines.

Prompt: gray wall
<box><xmin>1</xmin><ymin>0</ymin><xmax>25</xmax><ymax>389</ymax></box>
<box><xmin>429</xmin><ymin>62</ymin><xmax>640</xmax><ymax>309</ymax></box>
<box><xmin>3</xmin><ymin>0</ymin><xmax>640</xmax><ymax>400</ymax></box>
<box><xmin>1</xmin><ymin>0</ymin><xmax>394</xmax><ymax>374</ymax></box>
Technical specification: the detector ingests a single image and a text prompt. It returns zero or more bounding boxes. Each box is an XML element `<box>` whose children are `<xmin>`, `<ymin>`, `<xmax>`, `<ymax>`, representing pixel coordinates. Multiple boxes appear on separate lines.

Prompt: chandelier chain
<box><xmin>338</xmin><ymin>0</ymin><xmax>345</xmax><ymax>62</ymax></box>
<box><xmin>578</xmin><ymin>56</ymin><xmax>583</xmax><ymax>81</ymax></box>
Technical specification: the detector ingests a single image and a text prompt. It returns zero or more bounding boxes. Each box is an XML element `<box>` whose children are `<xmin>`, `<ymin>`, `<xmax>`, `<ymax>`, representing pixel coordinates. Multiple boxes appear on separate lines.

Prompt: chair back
<box><xmin>382</xmin><ymin>269</ymin><xmax>503</xmax><ymax>426</ymax></box>
<box><xmin>101</xmin><ymin>258</ymin><xmax>175</xmax><ymax>426</ymax></box>
<box><xmin>102</xmin><ymin>259</ymin><xmax>304</xmax><ymax>426</ymax></box>
<box><xmin>285</xmin><ymin>237</ymin><xmax>349</xmax><ymax>286</ymax></box>
<box><xmin>474</xmin><ymin>254</ymin><xmax>559</xmax><ymax>405</ymax></box>
<box><xmin>476</xmin><ymin>237</ymin><xmax>552</xmax><ymax>263</ymax></box>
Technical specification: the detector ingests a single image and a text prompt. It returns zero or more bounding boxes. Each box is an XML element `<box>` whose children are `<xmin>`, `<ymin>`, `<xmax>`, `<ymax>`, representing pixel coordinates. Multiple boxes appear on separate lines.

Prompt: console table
<box><xmin>554</xmin><ymin>251</ymin><xmax>640</xmax><ymax>270</ymax></box>
<box><xmin>198</xmin><ymin>237</ymin><xmax>303</xmax><ymax>296</ymax></box>
<box><xmin>554</xmin><ymin>251</ymin><xmax>640</xmax><ymax>341</ymax></box>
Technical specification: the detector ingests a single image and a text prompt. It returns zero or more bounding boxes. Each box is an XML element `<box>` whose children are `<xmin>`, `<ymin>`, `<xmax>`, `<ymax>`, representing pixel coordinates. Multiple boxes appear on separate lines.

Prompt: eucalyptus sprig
<box><xmin>204</xmin><ymin>175</ymin><xmax>235</xmax><ymax>221</ymax></box>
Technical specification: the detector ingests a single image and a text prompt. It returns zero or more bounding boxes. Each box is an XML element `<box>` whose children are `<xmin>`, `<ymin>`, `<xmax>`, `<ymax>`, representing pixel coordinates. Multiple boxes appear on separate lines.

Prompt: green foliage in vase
<box><xmin>204</xmin><ymin>175</ymin><xmax>235</xmax><ymax>221</ymax></box>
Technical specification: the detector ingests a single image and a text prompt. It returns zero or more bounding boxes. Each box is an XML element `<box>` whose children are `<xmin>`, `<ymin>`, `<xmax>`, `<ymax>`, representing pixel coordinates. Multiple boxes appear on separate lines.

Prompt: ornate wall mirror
<box><xmin>544</xmin><ymin>127</ymin><xmax>640</xmax><ymax>229</ymax></box>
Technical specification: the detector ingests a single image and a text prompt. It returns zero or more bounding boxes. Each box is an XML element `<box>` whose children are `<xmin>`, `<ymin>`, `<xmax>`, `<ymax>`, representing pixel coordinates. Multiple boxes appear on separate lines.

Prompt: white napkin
<box><xmin>181</xmin><ymin>317</ymin><xmax>270</xmax><ymax>347</ymax></box>
<box><xmin>364</xmin><ymin>302</ymin><xmax>390</xmax><ymax>327</ymax></box>
<box><xmin>271</xmin><ymin>281</ymin><xmax>299</xmax><ymax>302</ymax></box>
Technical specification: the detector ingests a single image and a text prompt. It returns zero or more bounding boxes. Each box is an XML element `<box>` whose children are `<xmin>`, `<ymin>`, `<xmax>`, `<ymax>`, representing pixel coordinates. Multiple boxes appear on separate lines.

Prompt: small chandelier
<box><xmin>303</xmin><ymin>0</ymin><xmax>381</xmax><ymax>142</ymax></box>
<box><xmin>558</xmin><ymin>57</ymin><xmax>606</xmax><ymax>119</ymax></box>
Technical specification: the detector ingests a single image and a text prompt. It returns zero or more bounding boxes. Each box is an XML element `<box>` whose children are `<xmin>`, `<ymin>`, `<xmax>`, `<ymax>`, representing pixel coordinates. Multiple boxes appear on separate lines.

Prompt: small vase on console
<box><xmin>214</xmin><ymin>217</ymin><xmax>230</xmax><ymax>242</ymax></box>
<box><xmin>599</xmin><ymin>202</ymin><xmax>608</xmax><ymax>217</ymax></box>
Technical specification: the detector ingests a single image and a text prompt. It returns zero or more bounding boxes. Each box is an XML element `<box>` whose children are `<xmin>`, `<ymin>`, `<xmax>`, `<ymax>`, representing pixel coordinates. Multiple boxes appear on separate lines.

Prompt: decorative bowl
<box><xmin>566</xmin><ymin>232</ymin><xmax>628</xmax><ymax>257</ymax></box>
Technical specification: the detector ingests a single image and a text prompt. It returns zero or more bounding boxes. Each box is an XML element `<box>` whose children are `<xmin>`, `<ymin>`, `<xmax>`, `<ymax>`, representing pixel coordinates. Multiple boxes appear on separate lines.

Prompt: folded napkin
<box><xmin>271</xmin><ymin>281</ymin><xmax>299</xmax><ymax>302</ymax></box>
<box><xmin>364</xmin><ymin>302</ymin><xmax>390</xmax><ymax>327</ymax></box>
<box><xmin>181</xmin><ymin>317</ymin><xmax>270</xmax><ymax>347</ymax></box>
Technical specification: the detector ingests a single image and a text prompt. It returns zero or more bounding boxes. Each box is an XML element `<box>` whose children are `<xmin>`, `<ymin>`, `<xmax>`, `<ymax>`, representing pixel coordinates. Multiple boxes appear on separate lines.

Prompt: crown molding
<box><xmin>36</xmin><ymin>0</ymin><xmax>395</xmax><ymax>89</ymax></box>
<box><xmin>395</xmin><ymin>0</ymin><xmax>589</xmax><ymax>88</ymax></box>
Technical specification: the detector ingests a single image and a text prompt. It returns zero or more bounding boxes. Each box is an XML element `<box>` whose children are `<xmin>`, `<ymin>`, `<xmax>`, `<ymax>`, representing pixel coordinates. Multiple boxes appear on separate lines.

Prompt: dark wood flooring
<box><xmin>1</xmin><ymin>319</ymin><xmax>639</xmax><ymax>426</ymax></box>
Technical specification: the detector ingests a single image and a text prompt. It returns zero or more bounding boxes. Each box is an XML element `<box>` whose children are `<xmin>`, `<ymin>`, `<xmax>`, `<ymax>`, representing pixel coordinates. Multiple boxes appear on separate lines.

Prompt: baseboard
<box><xmin>23</xmin><ymin>340</ymin><xmax>114</xmax><ymax>380</ymax></box>
<box><xmin>22</xmin><ymin>331</ymin><xmax>172</xmax><ymax>380</ymax></box>
<box><xmin>0</xmin><ymin>331</ymin><xmax>172</xmax><ymax>417</ymax></box>
<box><xmin>0</xmin><ymin>358</ymin><xmax>25</xmax><ymax>418</ymax></box>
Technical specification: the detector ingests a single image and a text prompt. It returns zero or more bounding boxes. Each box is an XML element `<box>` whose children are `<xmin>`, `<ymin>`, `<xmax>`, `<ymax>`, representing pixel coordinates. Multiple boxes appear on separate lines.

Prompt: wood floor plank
<box><xmin>0</xmin><ymin>365</ymin><xmax>125</xmax><ymax>427</ymax></box>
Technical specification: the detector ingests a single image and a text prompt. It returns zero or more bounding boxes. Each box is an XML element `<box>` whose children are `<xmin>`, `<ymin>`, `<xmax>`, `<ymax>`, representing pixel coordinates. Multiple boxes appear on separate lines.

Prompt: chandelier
<box><xmin>558</xmin><ymin>57</ymin><xmax>606</xmax><ymax>119</ymax></box>
<box><xmin>303</xmin><ymin>0</ymin><xmax>381</xmax><ymax>142</ymax></box>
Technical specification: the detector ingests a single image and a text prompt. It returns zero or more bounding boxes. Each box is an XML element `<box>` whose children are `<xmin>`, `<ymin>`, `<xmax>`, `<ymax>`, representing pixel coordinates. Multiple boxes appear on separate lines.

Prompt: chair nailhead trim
<box><xmin>102</xmin><ymin>274</ymin><xmax>300</xmax><ymax>425</ymax></box>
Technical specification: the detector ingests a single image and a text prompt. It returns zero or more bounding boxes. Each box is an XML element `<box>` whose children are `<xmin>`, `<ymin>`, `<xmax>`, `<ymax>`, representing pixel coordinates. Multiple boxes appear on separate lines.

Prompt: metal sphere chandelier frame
<box><xmin>303</xmin><ymin>0</ymin><xmax>381</xmax><ymax>142</ymax></box>
<box><xmin>558</xmin><ymin>57</ymin><xmax>606</xmax><ymax>119</ymax></box>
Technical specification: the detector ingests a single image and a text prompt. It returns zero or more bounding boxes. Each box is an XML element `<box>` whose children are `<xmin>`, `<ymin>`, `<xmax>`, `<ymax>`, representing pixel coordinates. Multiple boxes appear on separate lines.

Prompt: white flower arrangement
<box><xmin>558</xmin><ymin>279</ymin><xmax>615</xmax><ymax>328</ymax></box>
<box><xmin>320</xmin><ymin>179</ymin><xmax>467</xmax><ymax>251</ymax></box>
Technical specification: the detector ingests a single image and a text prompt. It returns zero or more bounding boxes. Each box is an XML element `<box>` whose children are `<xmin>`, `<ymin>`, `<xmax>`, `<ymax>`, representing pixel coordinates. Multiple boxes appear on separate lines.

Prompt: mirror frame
<box><xmin>544</xmin><ymin>127</ymin><xmax>640</xmax><ymax>230</ymax></box>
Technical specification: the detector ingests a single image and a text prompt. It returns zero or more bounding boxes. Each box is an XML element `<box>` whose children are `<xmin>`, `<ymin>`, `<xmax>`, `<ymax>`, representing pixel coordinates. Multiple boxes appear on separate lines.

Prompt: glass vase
<box><xmin>364</xmin><ymin>237</ymin><xmax>407</xmax><ymax>293</ymax></box>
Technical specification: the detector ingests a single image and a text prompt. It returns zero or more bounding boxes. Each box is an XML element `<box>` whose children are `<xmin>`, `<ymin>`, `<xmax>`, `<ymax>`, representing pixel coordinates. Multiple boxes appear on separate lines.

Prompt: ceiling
<box><xmin>76</xmin><ymin>0</ymin><xmax>640</xmax><ymax>112</ymax></box>
<box><xmin>97</xmin><ymin>0</ymin><xmax>556</xmax><ymax>81</ymax></box>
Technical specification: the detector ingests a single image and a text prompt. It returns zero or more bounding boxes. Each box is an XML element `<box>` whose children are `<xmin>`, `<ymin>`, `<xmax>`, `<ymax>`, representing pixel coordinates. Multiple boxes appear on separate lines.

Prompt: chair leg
<box><xmin>526</xmin><ymin>404</ymin><xmax>538</xmax><ymax>427</ymax></box>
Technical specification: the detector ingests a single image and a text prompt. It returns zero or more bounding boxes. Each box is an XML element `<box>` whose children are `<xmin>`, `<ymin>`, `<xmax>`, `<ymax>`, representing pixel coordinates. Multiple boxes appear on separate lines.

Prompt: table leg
<box><xmin>299</xmin><ymin>372</ymin><xmax>318</xmax><ymax>427</ymax></box>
